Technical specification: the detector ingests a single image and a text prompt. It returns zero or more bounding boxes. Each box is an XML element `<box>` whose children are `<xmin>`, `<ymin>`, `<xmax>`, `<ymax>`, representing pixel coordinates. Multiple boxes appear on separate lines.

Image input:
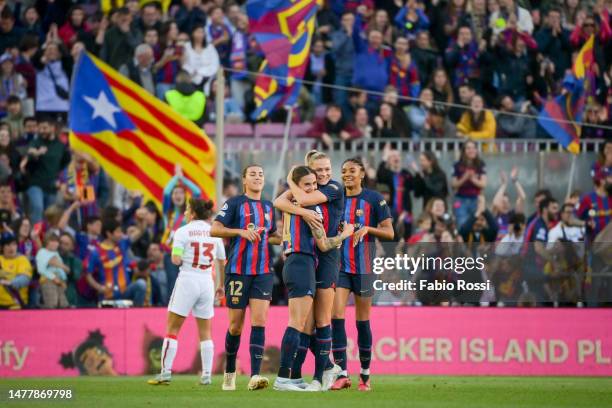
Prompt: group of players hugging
<box><xmin>147</xmin><ymin>150</ymin><xmax>394</xmax><ymax>392</ymax></box>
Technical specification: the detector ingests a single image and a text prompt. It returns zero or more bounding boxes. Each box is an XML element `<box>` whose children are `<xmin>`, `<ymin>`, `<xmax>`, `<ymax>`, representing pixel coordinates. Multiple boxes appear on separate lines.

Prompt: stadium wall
<box><xmin>1</xmin><ymin>307</ymin><xmax>611</xmax><ymax>377</ymax></box>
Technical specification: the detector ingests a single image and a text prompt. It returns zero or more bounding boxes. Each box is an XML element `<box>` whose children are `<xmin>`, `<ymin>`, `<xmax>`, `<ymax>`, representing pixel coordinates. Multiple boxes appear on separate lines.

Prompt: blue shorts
<box><xmin>224</xmin><ymin>273</ymin><xmax>273</xmax><ymax>309</ymax></box>
<box><xmin>337</xmin><ymin>272</ymin><xmax>375</xmax><ymax>298</ymax></box>
<box><xmin>282</xmin><ymin>253</ymin><xmax>316</xmax><ymax>299</ymax></box>
<box><xmin>316</xmin><ymin>248</ymin><xmax>339</xmax><ymax>290</ymax></box>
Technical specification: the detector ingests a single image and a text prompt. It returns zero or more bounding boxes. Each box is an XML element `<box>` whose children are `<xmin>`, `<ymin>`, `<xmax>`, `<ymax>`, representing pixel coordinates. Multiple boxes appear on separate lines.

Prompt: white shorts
<box><xmin>168</xmin><ymin>273</ymin><xmax>215</xmax><ymax>319</ymax></box>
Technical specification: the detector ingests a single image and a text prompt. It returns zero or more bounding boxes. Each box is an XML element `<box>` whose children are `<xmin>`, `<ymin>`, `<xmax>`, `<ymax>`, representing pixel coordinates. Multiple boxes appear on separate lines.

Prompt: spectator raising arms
<box><xmin>491</xmin><ymin>167</ymin><xmax>526</xmax><ymax>239</ymax></box>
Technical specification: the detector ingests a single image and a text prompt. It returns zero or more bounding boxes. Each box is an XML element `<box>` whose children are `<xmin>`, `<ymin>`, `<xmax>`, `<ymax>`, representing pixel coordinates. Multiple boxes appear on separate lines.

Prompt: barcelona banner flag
<box><xmin>247</xmin><ymin>0</ymin><xmax>321</xmax><ymax>119</ymax></box>
<box><xmin>537</xmin><ymin>35</ymin><xmax>594</xmax><ymax>154</ymax></box>
<box><xmin>68</xmin><ymin>52</ymin><xmax>216</xmax><ymax>208</ymax></box>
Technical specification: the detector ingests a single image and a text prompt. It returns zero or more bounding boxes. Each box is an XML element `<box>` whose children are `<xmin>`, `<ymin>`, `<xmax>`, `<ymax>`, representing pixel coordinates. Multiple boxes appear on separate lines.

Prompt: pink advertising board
<box><xmin>1</xmin><ymin>307</ymin><xmax>611</xmax><ymax>377</ymax></box>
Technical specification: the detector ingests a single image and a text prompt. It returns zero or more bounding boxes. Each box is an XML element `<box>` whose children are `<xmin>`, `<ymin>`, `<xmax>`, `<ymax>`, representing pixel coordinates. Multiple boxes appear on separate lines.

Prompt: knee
<box><xmin>134</xmin><ymin>279</ymin><xmax>147</xmax><ymax>293</ymax></box>
<box><xmin>250</xmin><ymin>312</ymin><xmax>267</xmax><ymax>327</ymax></box>
<box><xmin>228</xmin><ymin>320</ymin><xmax>243</xmax><ymax>336</ymax></box>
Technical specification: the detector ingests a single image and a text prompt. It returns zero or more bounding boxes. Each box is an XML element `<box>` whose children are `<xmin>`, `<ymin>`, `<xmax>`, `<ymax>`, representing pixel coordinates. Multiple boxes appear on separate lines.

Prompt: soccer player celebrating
<box><xmin>274</xmin><ymin>151</ymin><xmax>344</xmax><ymax>390</ymax></box>
<box><xmin>273</xmin><ymin>166</ymin><xmax>354</xmax><ymax>391</ymax></box>
<box><xmin>332</xmin><ymin>157</ymin><xmax>394</xmax><ymax>392</ymax></box>
<box><xmin>211</xmin><ymin>165</ymin><xmax>281</xmax><ymax>391</ymax></box>
<box><xmin>148</xmin><ymin>198</ymin><xmax>225</xmax><ymax>386</ymax></box>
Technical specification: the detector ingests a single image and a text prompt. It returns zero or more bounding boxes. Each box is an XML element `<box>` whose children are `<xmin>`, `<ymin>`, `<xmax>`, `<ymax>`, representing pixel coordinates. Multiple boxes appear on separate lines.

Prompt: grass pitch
<box><xmin>1</xmin><ymin>375</ymin><xmax>611</xmax><ymax>408</ymax></box>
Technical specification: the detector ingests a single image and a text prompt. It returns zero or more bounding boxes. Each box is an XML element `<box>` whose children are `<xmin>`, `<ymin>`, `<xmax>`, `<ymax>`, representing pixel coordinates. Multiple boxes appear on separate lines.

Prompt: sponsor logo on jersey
<box><xmin>356</xmin><ymin>209</ymin><xmax>363</xmax><ymax>217</ymax></box>
<box><xmin>222</xmin><ymin>203</ymin><xmax>228</xmax><ymax>210</ymax></box>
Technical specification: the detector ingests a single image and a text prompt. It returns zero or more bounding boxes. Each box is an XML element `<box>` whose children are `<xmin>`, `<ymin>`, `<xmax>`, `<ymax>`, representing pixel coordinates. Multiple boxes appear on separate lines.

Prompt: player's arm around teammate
<box><xmin>331</xmin><ymin>158</ymin><xmax>394</xmax><ymax>392</ymax></box>
<box><xmin>210</xmin><ymin>164</ymin><xmax>281</xmax><ymax>391</ymax></box>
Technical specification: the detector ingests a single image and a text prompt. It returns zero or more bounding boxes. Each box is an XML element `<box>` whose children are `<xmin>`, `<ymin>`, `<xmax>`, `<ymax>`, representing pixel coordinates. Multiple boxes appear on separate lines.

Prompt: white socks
<box><xmin>360</xmin><ymin>368</ymin><xmax>370</xmax><ymax>375</ymax></box>
<box><xmin>200</xmin><ymin>340</ymin><xmax>214</xmax><ymax>377</ymax></box>
<box><xmin>161</xmin><ymin>337</ymin><xmax>178</xmax><ymax>375</ymax></box>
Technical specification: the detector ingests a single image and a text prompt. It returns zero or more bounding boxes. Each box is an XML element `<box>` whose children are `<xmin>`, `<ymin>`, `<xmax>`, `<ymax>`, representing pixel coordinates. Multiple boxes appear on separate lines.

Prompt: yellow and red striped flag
<box><xmin>68</xmin><ymin>52</ymin><xmax>215</xmax><ymax>208</ymax></box>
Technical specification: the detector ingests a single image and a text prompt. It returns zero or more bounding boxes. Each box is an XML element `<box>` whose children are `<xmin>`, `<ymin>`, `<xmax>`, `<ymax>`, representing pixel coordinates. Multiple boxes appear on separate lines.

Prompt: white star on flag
<box><xmin>84</xmin><ymin>91</ymin><xmax>121</xmax><ymax>129</ymax></box>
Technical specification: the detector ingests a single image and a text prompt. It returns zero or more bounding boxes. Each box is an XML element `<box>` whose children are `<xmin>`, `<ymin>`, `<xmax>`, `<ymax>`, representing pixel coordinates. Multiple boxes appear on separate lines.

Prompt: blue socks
<box><xmin>278</xmin><ymin>327</ymin><xmax>300</xmax><ymax>379</ymax></box>
<box><xmin>314</xmin><ymin>325</ymin><xmax>332</xmax><ymax>382</ymax></box>
<box><xmin>225</xmin><ymin>331</ymin><xmax>241</xmax><ymax>373</ymax></box>
<box><xmin>331</xmin><ymin>318</ymin><xmax>347</xmax><ymax>371</ymax></box>
<box><xmin>249</xmin><ymin>326</ymin><xmax>265</xmax><ymax>377</ymax></box>
<box><xmin>357</xmin><ymin>320</ymin><xmax>372</xmax><ymax>382</ymax></box>
<box><xmin>290</xmin><ymin>332</ymin><xmax>311</xmax><ymax>379</ymax></box>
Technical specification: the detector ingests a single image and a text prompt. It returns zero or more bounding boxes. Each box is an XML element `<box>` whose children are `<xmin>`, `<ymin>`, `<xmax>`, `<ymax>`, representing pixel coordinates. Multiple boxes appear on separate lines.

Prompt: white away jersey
<box><xmin>172</xmin><ymin>220</ymin><xmax>226</xmax><ymax>276</ymax></box>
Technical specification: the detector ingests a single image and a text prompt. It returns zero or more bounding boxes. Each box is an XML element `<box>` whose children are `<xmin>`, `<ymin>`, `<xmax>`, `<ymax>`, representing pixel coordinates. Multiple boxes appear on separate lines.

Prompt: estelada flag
<box><xmin>68</xmin><ymin>52</ymin><xmax>216</xmax><ymax>208</ymax></box>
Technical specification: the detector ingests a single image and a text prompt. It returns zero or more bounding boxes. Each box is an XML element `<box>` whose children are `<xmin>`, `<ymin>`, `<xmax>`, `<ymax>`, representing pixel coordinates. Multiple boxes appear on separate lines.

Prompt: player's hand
<box><xmin>240</xmin><ymin>229</ymin><xmax>261</xmax><ymax>243</ymax></box>
<box><xmin>302</xmin><ymin>209</ymin><xmax>322</xmax><ymax>229</ymax></box>
<box><xmin>215</xmin><ymin>285</ymin><xmax>225</xmax><ymax>300</ymax></box>
<box><xmin>353</xmin><ymin>226</ymin><xmax>369</xmax><ymax>246</ymax></box>
<box><xmin>341</xmin><ymin>222</ymin><xmax>355</xmax><ymax>238</ymax></box>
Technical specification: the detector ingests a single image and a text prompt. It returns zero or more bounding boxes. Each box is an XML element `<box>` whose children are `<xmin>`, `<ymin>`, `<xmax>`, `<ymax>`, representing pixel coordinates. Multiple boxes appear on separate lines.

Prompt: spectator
<box><xmin>374</xmin><ymin>102</ymin><xmax>411</xmax><ymax>139</ymax></box>
<box><xmin>331</xmin><ymin>11</ymin><xmax>356</xmax><ymax>115</ymax></box>
<box><xmin>535</xmin><ymin>8</ymin><xmax>571</xmax><ymax>81</ymax></box>
<box><xmin>130</xmin><ymin>200</ymin><xmax>163</xmax><ymax>259</ymax></box>
<box><xmin>206</xmin><ymin>6</ymin><xmax>231</xmax><ymax>67</ymax></box>
<box><xmin>0</xmin><ymin>8</ymin><xmax>24</xmax><ymax>54</ymax></box>
<box><xmin>425</xmin><ymin>106</ymin><xmax>457</xmax><ymax>138</ymax></box>
<box><xmin>495</xmin><ymin>95</ymin><xmax>536</xmax><ymax>138</ymax></box>
<box><xmin>442</xmin><ymin>0</ymin><xmax>468</xmax><ymax>48</ymax></box>
<box><xmin>394</xmin><ymin>0</ymin><xmax>430</xmax><ymax>40</ymax></box>
<box><xmin>353</xmin><ymin>106</ymin><xmax>372</xmax><ymax>139</ymax></box>
<box><xmin>412</xmin><ymin>151</ymin><xmax>449</xmax><ymax>208</ymax></box>
<box><xmin>577</xmin><ymin>165</ymin><xmax>612</xmax><ymax>243</ymax></box>
<box><xmin>4</xmin><ymin>96</ymin><xmax>24</xmax><ymax>140</ymax></box>
<box><xmin>489</xmin><ymin>0</ymin><xmax>534</xmax><ymax>35</ymax></box>
<box><xmin>407</xmin><ymin>87</ymin><xmax>434</xmax><ymax>139</ymax></box>
<box><xmin>411</xmin><ymin>31</ymin><xmax>437</xmax><ymax>87</ymax></box>
<box><xmin>100</xmin><ymin>7</ymin><xmax>139</xmax><ymax>70</ymax></box>
<box><xmin>0</xmin><ymin>235</ymin><xmax>32</xmax><ymax>309</ymax></box>
<box><xmin>569</xmin><ymin>11</ymin><xmax>611</xmax><ymax>50</ymax></box>
<box><xmin>143</xmin><ymin>27</ymin><xmax>160</xmax><ymax>56</ymax></box>
<box><xmin>32</xmin><ymin>39</ymin><xmax>71</xmax><ymax>120</ymax></box>
<box><xmin>377</xmin><ymin>146</ymin><xmax>415</xmax><ymax>239</ymax></box>
<box><xmin>0</xmin><ymin>53</ymin><xmax>27</xmax><ymax>117</ymax></box>
<box><xmin>20</xmin><ymin>118</ymin><xmax>71</xmax><ymax>224</ymax></box>
<box><xmin>147</xmin><ymin>242</ymin><xmax>173</xmax><ymax>305</ymax></box>
<box><xmin>389</xmin><ymin>36</ymin><xmax>420</xmax><ymax>103</ymax></box>
<box><xmin>20</xmin><ymin>6</ymin><xmax>45</xmax><ymax>43</ymax></box>
<box><xmin>86</xmin><ymin>218</ymin><xmax>146</xmax><ymax>305</ymax></box>
<box><xmin>381</xmin><ymin>86</ymin><xmax>413</xmax><ymax>137</ymax></box>
<box><xmin>495</xmin><ymin>33</ymin><xmax>532</xmax><ymax>101</ymax></box>
<box><xmin>464</xmin><ymin>0</ymin><xmax>489</xmax><ymax>42</ymax></box>
<box><xmin>527</xmin><ymin>188</ymin><xmax>553</xmax><ymax>225</ymax></box>
<box><xmin>459</xmin><ymin>194</ymin><xmax>499</xmax><ymax>243</ymax></box>
<box><xmin>132</xmin><ymin>259</ymin><xmax>161</xmax><ymax>306</ymax></box>
<box><xmin>154</xmin><ymin>21</ymin><xmax>181</xmax><ymax>100</ymax></box>
<box><xmin>307</xmin><ymin>103</ymin><xmax>361</xmax><ymax>148</ymax></box>
<box><xmin>547</xmin><ymin>202</ymin><xmax>585</xmax><ymax>245</ymax></box>
<box><xmin>14</xmin><ymin>34</ymin><xmax>39</xmax><ymax>117</ymax></box>
<box><xmin>560</xmin><ymin>0</ymin><xmax>580</xmax><ymax>30</ymax></box>
<box><xmin>119</xmin><ymin>43</ymin><xmax>156</xmax><ymax>95</ymax></box>
<box><xmin>135</xmin><ymin>1</ymin><xmax>162</xmax><ymax>38</ymax></box>
<box><xmin>457</xmin><ymin>94</ymin><xmax>496</xmax><ymax>148</ymax></box>
<box><xmin>305</xmin><ymin>38</ymin><xmax>334</xmax><ymax>105</ymax></box>
<box><xmin>58</xmin><ymin>6</ymin><xmax>90</xmax><ymax>49</ymax></box>
<box><xmin>164</xmin><ymin>70</ymin><xmax>206</xmax><ymax>124</ymax></box>
<box><xmin>581</xmin><ymin>103</ymin><xmax>612</xmax><ymax>139</ymax></box>
<box><xmin>495</xmin><ymin>212</ymin><xmax>526</xmax><ymax>255</ymax></box>
<box><xmin>175</xmin><ymin>0</ymin><xmax>207</xmax><ymax>35</ymax></box>
<box><xmin>444</xmin><ymin>25</ymin><xmax>481</xmax><ymax>89</ymax></box>
<box><xmin>58</xmin><ymin>232</ymin><xmax>84</xmax><ymax>306</ymax></box>
<box><xmin>491</xmin><ymin>167</ymin><xmax>526</xmax><ymax>238</ymax></box>
<box><xmin>36</xmin><ymin>232</ymin><xmax>70</xmax><ymax>308</ymax></box>
<box><xmin>352</xmin><ymin>29</ymin><xmax>391</xmax><ymax>104</ymax></box>
<box><xmin>367</xmin><ymin>9</ymin><xmax>392</xmax><ymax>45</ymax></box>
<box><xmin>229</xmin><ymin>13</ymin><xmax>249</xmax><ymax>112</ymax></box>
<box><xmin>451</xmin><ymin>140</ymin><xmax>488</xmax><ymax>229</ymax></box>
<box><xmin>428</xmin><ymin>68</ymin><xmax>454</xmax><ymax>105</ymax></box>
<box><xmin>182</xmin><ymin>26</ymin><xmax>220</xmax><ymax>94</ymax></box>
<box><xmin>0</xmin><ymin>126</ymin><xmax>20</xmax><ymax>176</ymax></box>
<box><xmin>14</xmin><ymin>217</ymin><xmax>40</xmax><ymax>263</ymax></box>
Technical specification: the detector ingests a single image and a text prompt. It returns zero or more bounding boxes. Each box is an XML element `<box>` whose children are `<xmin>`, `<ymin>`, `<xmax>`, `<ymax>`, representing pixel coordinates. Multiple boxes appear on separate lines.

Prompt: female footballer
<box><xmin>211</xmin><ymin>165</ymin><xmax>281</xmax><ymax>391</ymax></box>
<box><xmin>331</xmin><ymin>157</ymin><xmax>394</xmax><ymax>392</ymax></box>
<box><xmin>148</xmin><ymin>198</ymin><xmax>225</xmax><ymax>386</ymax></box>
<box><xmin>274</xmin><ymin>150</ymin><xmax>344</xmax><ymax>390</ymax></box>
<box><xmin>273</xmin><ymin>166</ymin><xmax>354</xmax><ymax>391</ymax></box>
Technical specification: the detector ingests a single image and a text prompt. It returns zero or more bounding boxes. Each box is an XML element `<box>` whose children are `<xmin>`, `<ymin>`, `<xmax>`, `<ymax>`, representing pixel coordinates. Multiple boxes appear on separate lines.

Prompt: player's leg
<box><xmin>276</xmin><ymin>296</ymin><xmax>313</xmax><ymax>382</ymax></box>
<box><xmin>245</xmin><ymin>273</ymin><xmax>272</xmax><ymax>390</ymax></box>
<box><xmin>330</xmin><ymin>272</ymin><xmax>352</xmax><ymax>390</ymax></box>
<box><xmin>313</xmin><ymin>287</ymin><xmax>337</xmax><ymax>389</ymax></box>
<box><xmin>354</xmin><ymin>275</ymin><xmax>374</xmax><ymax>392</ymax></box>
<box><xmin>194</xmin><ymin>276</ymin><xmax>215</xmax><ymax>385</ymax></box>
<box><xmin>148</xmin><ymin>311</ymin><xmax>186</xmax><ymax>385</ymax></box>
<box><xmin>291</xmin><ymin>309</ymin><xmax>314</xmax><ymax>386</ymax></box>
<box><xmin>222</xmin><ymin>274</ymin><xmax>250</xmax><ymax>390</ymax></box>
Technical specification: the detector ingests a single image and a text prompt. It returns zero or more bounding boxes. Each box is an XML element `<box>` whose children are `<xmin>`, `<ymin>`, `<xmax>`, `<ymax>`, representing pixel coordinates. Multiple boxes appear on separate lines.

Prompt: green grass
<box><xmin>1</xmin><ymin>375</ymin><xmax>611</xmax><ymax>408</ymax></box>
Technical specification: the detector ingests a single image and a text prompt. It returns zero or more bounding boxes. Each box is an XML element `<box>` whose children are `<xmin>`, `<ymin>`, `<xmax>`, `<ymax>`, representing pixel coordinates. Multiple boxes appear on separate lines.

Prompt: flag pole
<box><xmin>272</xmin><ymin>106</ymin><xmax>293</xmax><ymax>199</ymax></box>
<box><xmin>566</xmin><ymin>153</ymin><xmax>577</xmax><ymax>200</ymax></box>
<box><xmin>215</xmin><ymin>68</ymin><xmax>225</xmax><ymax>208</ymax></box>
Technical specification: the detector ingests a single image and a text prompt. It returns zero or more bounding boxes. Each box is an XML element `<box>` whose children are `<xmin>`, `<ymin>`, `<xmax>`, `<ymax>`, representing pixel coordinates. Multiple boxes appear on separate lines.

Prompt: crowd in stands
<box><xmin>0</xmin><ymin>0</ymin><xmax>610</xmax><ymax>310</ymax></box>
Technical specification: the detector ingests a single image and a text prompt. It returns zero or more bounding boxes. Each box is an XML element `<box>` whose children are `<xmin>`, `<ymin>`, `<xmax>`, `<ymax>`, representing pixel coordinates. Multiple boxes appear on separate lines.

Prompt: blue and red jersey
<box><xmin>317</xmin><ymin>180</ymin><xmax>345</xmax><ymax>237</ymax></box>
<box><xmin>452</xmin><ymin>161</ymin><xmax>486</xmax><ymax>198</ymax></box>
<box><xmin>87</xmin><ymin>238</ymin><xmax>132</xmax><ymax>299</ymax></box>
<box><xmin>215</xmin><ymin>195</ymin><xmax>276</xmax><ymax>275</ymax></box>
<box><xmin>282</xmin><ymin>205</ymin><xmax>319</xmax><ymax>257</ymax></box>
<box><xmin>376</xmin><ymin>163</ymin><xmax>413</xmax><ymax>215</ymax></box>
<box><xmin>341</xmin><ymin>189</ymin><xmax>392</xmax><ymax>274</ymax></box>
<box><xmin>577</xmin><ymin>191</ymin><xmax>612</xmax><ymax>240</ymax></box>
